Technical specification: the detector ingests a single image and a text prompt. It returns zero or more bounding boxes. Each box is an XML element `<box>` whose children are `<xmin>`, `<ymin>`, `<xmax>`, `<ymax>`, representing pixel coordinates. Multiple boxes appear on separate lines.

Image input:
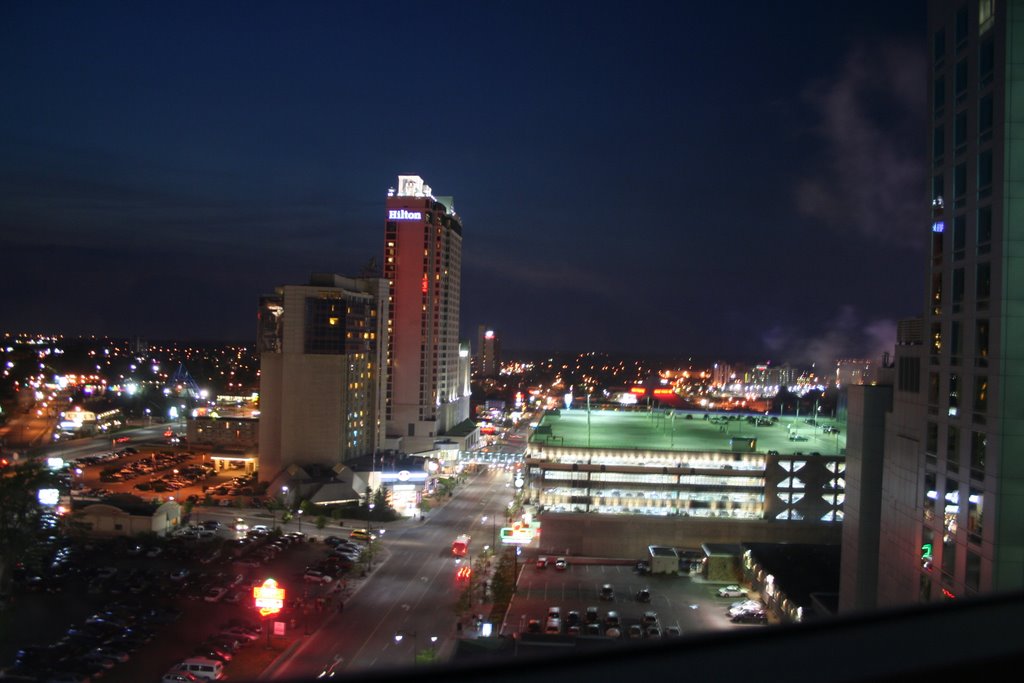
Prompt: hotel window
<box><xmin>946</xmin><ymin>424</ymin><xmax>960</xmax><ymax>474</ymax></box>
<box><xmin>941</xmin><ymin>490</ymin><xmax>958</xmax><ymax>579</ymax></box>
<box><xmin>953</xmin><ymin>162</ymin><xmax>967</xmax><ymax>207</ymax></box>
<box><xmin>978</xmin><ymin>149</ymin><xmax>993</xmax><ymax>197</ymax></box>
<box><xmin>954</xmin><ymin>110</ymin><xmax>966</xmax><ymax>151</ymax></box>
<box><xmin>926</xmin><ymin>421</ymin><xmax>938</xmax><ymax>459</ymax></box>
<box><xmin>970</xmin><ymin>432</ymin><xmax>986</xmax><ymax>480</ymax></box>
<box><xmin>922</xmin><ymin>526</ymin><xmax>935</xmax><ymax>572</ymax></box>
<box><xmin>955</xmin><ymin>59</ymin><xmax>968</xmax><ymax>104</ymax></box>
<box><xmin>973</xmin><ymin>375</ymin><xmax>987</xmax><ymax>413</ymax></box>
<box><xmin>948</xmin><ymin>373</ymin><xmax>960</xmax><ymax>416</ymax></box>
<box><xmin>933</xmin><ymin>126</ymin><xmax>945</xmax><ymax>164</ymax></box>
<box><xmin>934</xmin><ymin>27</ymin><xmax>946</xmax><ymax>66</ymax></box>
<box><xmin>951</xmin><ymin>267</ymin><xmax>964</xmax><ymax>311</ymax></box>
<box><xmin>978</xmin><ymin>92</ymin><xmax>993</xmax><ymax>142</ymax></box>
<box><xmin>975</xmin><ymin>319</ymin><xmax>989</xmax><ymax>366</ymax></box>
<box><xmin>953</xmin><ymin>214</ymin><xmax>966</xmax><ymax>260</ymax></box>
<box><xmin>965</xmin><ymin>551</ymin><xmax>981</xmax><ymax>593</ymax></box>
<box><xmin>978</xmin><ymin>0</ymin><xmax>994</xmax><ymax>35</ymax></box>
<box><xmin>930</xmin><ymin>273</ymin><xmax>942</xmax><ymax>314</ymax></box>
<box><xmin>967</xmin><ymin>488</ymin><xmax>984</xmax><ymax>546</ymax></box>
<box><xmin>976</xmin><ymin>204</ymin><xmax>992</xmax><ymax>253</ymax></box>
<box><xmin>976</xmin><ymin>261</ymin><xmax>991</xmax><ymax>305</ymax></box>
<box><xmin>955</xmin><ymin>5</ymin><xmax>968</xmax><ymax>50</ymax></box>
<box><xmin>304</xmin><ymin>298</ymin><xmax>346</xmax><ymax>354</ymax></box>
<box><xmin>929</xmin><ymin>372</ymin><xmax>940</xmax><ymax>404</ymax></box>
<box><xmin>924</xmin><ymin>471</ymin><xmax>937</xmax><ymax>523</ymax></box>
<box><xmin>949</xmin><ymin>320</ymin><xmax>962</xmax><ymax>365</ymax></box>
<box><xmin>934</xmin><ymin>76</ymin><xmax>946</xmax><ymax>117</ymax></box>
<box><xmin>979</xmin><ymin>36</ymin><xmax>994</xmax><ymax>86</ymax></box>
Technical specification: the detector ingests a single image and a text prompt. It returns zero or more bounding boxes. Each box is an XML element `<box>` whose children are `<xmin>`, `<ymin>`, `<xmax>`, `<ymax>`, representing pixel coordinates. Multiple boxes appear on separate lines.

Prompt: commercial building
<box><xmin>383</xmin><ymin>175</ymin><xmax>473</xmax><ymax>453</ymax></box>
<box><xmin>476</xmin><ymin>325</ymin><xmax>500</xmax><ymax>378</ymax></box>
<box><xmin>861</xmin><ymin>0</ymin><xmax>1024</xmax><ymax>608</ymax></box>
<box><xmin>257</xmin><ymin>273</ymin><xmax>388</xmax><ymax>476</ymax></box>
<box><xmin>525</xmin><ymin>408</ymin><xmax>845</xmax><ymax>558</ymax></box>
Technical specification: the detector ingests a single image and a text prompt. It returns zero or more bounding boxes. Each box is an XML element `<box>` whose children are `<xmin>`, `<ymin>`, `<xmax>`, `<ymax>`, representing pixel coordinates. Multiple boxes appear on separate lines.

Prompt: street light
<box><xmin>297</xmin><ymin>508</ymin><xmax>303</xmax><ymax>532</ymax></box>
<box><xmin>394</xmin><ymin>630</ymin><xmax>417</xmax><ymax>665</ymax></box>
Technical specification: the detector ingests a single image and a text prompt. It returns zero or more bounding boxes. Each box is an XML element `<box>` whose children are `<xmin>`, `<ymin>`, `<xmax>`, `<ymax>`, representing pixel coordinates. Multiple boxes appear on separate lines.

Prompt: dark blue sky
<box><xmin>1</xmin><ymin>1</ymin><xmax>927</xmax><ymax>366</ymax></box>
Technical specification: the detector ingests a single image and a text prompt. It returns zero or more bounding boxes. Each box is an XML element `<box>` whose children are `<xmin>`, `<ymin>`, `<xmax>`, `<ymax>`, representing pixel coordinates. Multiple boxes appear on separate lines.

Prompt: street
<box><xmin>264</xmin><ymin>466</ymin><xmax>513</xmax><ymax>677</ymax></box>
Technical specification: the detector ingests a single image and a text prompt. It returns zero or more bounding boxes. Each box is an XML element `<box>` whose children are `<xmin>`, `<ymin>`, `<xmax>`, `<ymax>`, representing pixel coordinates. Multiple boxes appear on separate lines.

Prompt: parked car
<box><xmin>554</xmin><ymin>557</ymin><xmax>568</xmax><ymax>570</ymax></box>
<box><xmin>731</xmin><ymin>610</ymin><xmax>768</xmax><ymax>624</ymax></box>
<box><xmin>636</xmin><ymin>588</ymin><xmax>651</xmax><ymax>603</ymax></box>
<box><xmin>303</xmin><ymin>570</ymin><xmax>333</xmax><ymax>584</ymax></box>
<box><xmin>535</xmin><ymin>556</ymin><xmax>548</xmax><ymax>569</ymax></box>
<box><xmin>717</xmin><ymin>584</ymin><xmax>748</xmax><ymax>598</ymax></box>
<box><xmin>220</xmin><ymin>626</ymin><xmax>260</xmax><ymax>642</ymax></box>
<box><xmin>204</xmin><ymin>587</ymin><xmax>227</xmax><ymax>603</ymax></box>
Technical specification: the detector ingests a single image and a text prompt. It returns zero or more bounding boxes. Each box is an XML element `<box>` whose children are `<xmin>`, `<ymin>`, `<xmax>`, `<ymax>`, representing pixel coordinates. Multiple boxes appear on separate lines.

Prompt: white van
<box><xmin>175</xmin><ymin>657</ymin><xmax>225</xmax><ymax>680</ymax></box>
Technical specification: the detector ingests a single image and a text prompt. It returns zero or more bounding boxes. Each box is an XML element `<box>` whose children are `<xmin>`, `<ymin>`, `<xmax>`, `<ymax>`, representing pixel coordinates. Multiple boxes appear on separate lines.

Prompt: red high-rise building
<box><xmin>383</xmin><ymin>175</ymin><xmax>470</xmax><ymax>452</ymax></box>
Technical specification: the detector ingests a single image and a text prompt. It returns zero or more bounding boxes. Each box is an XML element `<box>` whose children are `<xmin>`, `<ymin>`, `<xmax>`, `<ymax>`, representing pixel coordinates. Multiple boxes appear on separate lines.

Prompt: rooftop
<box><xmin>528</xmin><ymin>409</ymin><xmax>845</xmax><ymax>456</ymax></box>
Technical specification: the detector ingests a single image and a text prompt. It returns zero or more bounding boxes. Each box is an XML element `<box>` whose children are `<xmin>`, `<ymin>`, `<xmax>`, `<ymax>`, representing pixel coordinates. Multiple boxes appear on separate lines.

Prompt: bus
<box><xmin>452</xmin><ymin>534</ymin><xmax>470</xmax><ymax>557</ymax></box>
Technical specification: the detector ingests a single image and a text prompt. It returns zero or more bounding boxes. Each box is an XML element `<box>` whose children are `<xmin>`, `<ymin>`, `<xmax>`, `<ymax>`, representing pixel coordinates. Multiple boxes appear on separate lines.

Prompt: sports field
<box><xmin>529</xmin><ymin>408</ymin><xmax>845</xmax><ymax>455</ymax></box>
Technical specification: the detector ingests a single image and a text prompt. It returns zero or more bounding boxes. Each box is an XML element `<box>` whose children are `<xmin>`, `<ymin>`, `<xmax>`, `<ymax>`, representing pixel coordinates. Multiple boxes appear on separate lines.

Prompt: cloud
<box><xmin>761</xmin><ymin>305</ymin><xmax>896</xmax><ymax>369</ymax></box>
<box><xmin>795</xmin><ymin>41</ymin><xmax>927</xmax><ymax>248</ymax></box>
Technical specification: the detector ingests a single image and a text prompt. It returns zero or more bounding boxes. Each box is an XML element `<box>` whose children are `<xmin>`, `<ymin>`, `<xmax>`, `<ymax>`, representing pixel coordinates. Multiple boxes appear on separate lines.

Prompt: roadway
<box><xmin>264</xmin><ymin>466</ymin><xmax>517</xmax><ymax>677</ymax></box>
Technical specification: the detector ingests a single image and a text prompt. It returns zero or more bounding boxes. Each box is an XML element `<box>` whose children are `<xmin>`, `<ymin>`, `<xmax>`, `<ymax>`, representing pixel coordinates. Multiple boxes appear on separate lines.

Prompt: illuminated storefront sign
<box><xmin>380</xmin><ymin>470</ymin><xmax>427</xmax><ymax>482</ymax></box>
<box><xmin>38</xmin><ymin>488</ymin><xmax>60</xmax><ymax>506</ymax></box>
<box><xmin>388</xmin><ymin>209</ymin><xmax>423</xmax><ymax>221</ymax></box>
<box><xmin>500</xmin><ymin>520</ymin><xmax>542</xmax><ymax>545</ymax></box>
<box><xmin>253</xmin><ymin>578</ymin><xmax>285</xmax><ymax>617</ymax></box>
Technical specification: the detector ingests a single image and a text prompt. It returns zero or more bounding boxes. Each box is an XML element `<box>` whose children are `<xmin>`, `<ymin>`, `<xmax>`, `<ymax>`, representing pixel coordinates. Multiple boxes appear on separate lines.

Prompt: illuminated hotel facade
<box><xmin>256</xmin><ymin>274</ymin><xmax>388</xmax><ymax>475</ymax></box>
<box><xmin>383</xmin><ymin>175</ymin><xmax>472</xmax><ymax>453</ymax></box>
<box><xmin>865</xmin><ymin>0</ymin><xmax>1024</xmax><ymax>608</ymax></box>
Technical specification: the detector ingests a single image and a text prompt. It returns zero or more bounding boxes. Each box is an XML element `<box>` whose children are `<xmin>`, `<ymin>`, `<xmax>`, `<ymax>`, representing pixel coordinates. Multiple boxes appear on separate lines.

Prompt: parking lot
<box><xmin>504</xmin><ymin>558</ymin><xmax>766</xmax><ymax>640</ymax></box>
<box><xmin>70</xmin><ymin>443</ymin><xmax>260</xmax><ymax>507</ymax></box>
<box><xmin>0</xmin><ymin>524</ymin><xmax>366</xmax><ymax>682</ymax></box>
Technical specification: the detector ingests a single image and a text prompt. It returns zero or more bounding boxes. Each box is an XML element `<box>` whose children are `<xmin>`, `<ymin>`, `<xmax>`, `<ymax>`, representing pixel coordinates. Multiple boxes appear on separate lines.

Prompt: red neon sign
<box><xmin>253</xmin><ymin>578</ymin><xmax>285</xmax><ymax>617</ymax></box>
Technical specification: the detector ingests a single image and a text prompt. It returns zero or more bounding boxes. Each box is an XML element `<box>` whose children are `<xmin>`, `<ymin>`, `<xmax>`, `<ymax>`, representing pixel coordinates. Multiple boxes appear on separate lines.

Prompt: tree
<box><xmin>454</xmin><ymin>582</ymin><xmax>473</xmax><ymax>619</ymax></box>
<box><xmin>0</xmin><ymin>461</ymin><xmax>53</xmax><ymax>592</ymax></box>
<box><xmin>315</xmin><ymin>515</ymin><xmax>327</xmax><ymax>530</ymax></box>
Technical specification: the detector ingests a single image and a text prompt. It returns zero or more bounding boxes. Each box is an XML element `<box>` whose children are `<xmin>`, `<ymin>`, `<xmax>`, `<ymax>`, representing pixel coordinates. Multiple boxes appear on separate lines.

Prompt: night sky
<box><xmin>1</xmin><ymin>1</ymin><xmax>927</xmax><ymax>366</ymax></box>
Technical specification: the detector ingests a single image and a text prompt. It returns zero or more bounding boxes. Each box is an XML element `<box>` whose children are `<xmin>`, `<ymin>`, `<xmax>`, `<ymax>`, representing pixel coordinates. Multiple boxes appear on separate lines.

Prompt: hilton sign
<box><xmin>388</xmin><ymin>209</ymin><xmax>422</xmax><ymax>221</ymax></box>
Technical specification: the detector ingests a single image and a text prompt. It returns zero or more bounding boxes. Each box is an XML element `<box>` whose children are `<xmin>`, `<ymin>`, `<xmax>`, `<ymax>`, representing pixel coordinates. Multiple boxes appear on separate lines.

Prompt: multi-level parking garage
<box><xmin>526</xmin><ymin>408</ymin><xmax>846</xmax><ymax>523</ymax></box>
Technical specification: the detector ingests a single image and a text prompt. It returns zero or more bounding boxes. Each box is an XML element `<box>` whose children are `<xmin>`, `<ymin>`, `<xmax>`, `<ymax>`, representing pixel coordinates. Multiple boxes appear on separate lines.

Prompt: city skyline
<box><xmin>1</xmin><ymin>1</ymin><xmax>926</xmax><ymax>364</ymax></box>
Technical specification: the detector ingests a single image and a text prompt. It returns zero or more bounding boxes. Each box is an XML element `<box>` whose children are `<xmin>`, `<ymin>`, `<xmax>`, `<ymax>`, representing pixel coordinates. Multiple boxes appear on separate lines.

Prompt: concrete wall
<box><xmin>535</xmin><ymin>513</ymin><xmax>842</xmax><ymax>559</ymax></box>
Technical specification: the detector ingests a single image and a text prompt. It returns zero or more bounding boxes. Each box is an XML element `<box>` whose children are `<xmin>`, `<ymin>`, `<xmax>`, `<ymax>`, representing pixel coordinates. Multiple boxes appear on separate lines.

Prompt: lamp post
<box><xmin>482</xmin><ymin>515</ymin><xmax>496</xmax><ymax>554</ymax></box>
<box><xmin>297</xmin><ymin>508</ymin><xmax>303</xmax><ymax>533</ymax></box>
<box><xmin>394</xmin><ymin>631</ymin><xmax>417</xmax><ymax>665</ymax></box>
<box><xmin>366</xmin><ymin>486</ymin><xmax>375</xmax><ymax>571</ymax></box>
